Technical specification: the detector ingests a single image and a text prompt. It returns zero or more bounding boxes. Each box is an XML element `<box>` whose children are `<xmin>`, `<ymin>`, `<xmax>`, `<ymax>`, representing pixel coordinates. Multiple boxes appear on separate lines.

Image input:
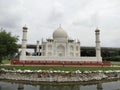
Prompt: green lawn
<box><xmin>1</xmin><ymin>59</ymin><xmax>10</xmax><ymax>64</ymax></box>
<box><xmin>111</xmin><ymin>61</ymin><xmax>120</xmax><ymax>66</ymax></box>
<box><xmin>0</xmin><ymin>65</ymin><xmax>119</xmax><ymax>71</ymax></box>
<box><xmin>0</xmin><ymin>60</ymin><xmax>120</xmax><ymax>71</ymax></box>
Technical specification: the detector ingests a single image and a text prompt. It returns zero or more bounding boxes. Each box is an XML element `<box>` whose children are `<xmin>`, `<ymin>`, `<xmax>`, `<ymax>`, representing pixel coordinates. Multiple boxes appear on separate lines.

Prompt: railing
<box><xmin>11</xmin><ymin>60</ymin><xmax>111</xmax><ymax>66</ymax></box>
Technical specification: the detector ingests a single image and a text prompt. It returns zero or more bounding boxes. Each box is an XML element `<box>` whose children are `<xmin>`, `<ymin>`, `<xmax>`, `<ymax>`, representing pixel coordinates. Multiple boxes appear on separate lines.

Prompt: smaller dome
<box><xmin>53</xmin><ymin>26</ymin><xmax>68</xmax><ymax>39</ymax></box>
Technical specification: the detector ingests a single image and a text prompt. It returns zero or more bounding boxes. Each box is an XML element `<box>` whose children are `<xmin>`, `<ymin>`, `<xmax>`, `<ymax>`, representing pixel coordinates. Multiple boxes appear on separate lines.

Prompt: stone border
<box><xmin>0</xmin><ymin>69</ymin><xmax>120</xmax><ymax>84</ymax></box>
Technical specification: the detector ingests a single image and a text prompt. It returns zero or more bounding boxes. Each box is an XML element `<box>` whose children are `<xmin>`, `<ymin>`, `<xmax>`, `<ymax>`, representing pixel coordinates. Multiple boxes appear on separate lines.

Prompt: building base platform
<box><xmin>11</xmin><ymin>60</ymin><xmax>111</xmax><ymax>66</ymax></box>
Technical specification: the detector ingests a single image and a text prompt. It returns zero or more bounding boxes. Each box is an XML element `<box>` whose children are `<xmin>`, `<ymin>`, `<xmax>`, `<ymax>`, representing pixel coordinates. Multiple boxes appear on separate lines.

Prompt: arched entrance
<box><xmin>57</xmin><ymin>45</ymin><xmax>65</xmax><ymax>57</ymax></box>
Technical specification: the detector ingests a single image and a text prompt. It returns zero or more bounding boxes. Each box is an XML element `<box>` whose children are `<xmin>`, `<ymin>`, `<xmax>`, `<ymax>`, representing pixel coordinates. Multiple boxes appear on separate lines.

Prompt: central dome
<box><xmin>53</xmin><ymin>26</ymin><xmax>68</xmax><ymax>39</ymax></box>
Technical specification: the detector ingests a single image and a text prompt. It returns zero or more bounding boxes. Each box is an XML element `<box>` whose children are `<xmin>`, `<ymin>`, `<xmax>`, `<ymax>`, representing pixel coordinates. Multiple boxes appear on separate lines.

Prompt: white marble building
<box><xmin>41</xmin><ymin>26</ymin><xmax>80</xmax><ymax>57</ymax></box>
<box><xmin>20</xmin><ymin>25</ymin><xmax>102</xmax><ymax>62</ymax></box>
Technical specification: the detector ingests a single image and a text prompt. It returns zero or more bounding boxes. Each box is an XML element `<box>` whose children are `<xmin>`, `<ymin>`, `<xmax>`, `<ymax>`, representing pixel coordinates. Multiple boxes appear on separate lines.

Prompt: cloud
<box><xmin>0</xmin><ymin>0</ymin><xmax>24</xmax><ymax>33</ymax></box>
<box><xmin>47</xmin><ymin>1</ymin><xmax>65</xmax><ymax>26</ymax></box>
<box><xmin>72</xmin><ymin>12</ymin><xmax>98</xmax><ymax>28</ymax></box>
<box><xmin>0</xmin><ymin>0</ymin><xmax>120</xmax><ymax>47</ymax></box>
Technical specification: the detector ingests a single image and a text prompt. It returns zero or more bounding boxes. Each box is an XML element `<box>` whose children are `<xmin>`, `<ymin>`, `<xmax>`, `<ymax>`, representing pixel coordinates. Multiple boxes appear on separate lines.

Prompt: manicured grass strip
<box><xmin>0</xmin><ymin>66</ymin><xmax>120</xmax><ymax>71</ymax></box>
<box><xmin>2</xmin><ymin>59</ymin><xmax>10</xmax><ymax>64</ymax></box>
<box><xmin>111</xmin><ymin>62</ymin><xmax>120</xmax><ymax>66</ymax></box>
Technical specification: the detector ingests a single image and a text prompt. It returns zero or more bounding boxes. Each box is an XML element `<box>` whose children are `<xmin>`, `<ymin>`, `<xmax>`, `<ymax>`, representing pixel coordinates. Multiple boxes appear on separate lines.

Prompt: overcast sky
<box><xmin>0</xmin><ymin>0</ymin><xmax>120</xmax><ymax>47</ymax></box>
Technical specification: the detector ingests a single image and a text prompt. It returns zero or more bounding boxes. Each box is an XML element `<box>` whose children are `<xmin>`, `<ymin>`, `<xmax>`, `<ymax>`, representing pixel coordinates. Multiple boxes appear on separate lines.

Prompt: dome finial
<box><xmin>25</xmin><ymin>24</ymin><xmax>27</xmax><ymax>27</ymax></box>
<box><xmin>59</xmin><ymin>24</ymin><xmax>61</xmax><ymax>28</ymax></box>
<box><xmin>96</xmin><ymin>26</ymin><xmax>99</xmax><ymax>29</ymax></box>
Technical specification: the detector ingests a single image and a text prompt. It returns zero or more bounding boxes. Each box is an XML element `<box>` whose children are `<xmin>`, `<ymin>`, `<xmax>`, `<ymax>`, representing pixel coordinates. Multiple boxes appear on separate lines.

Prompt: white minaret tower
<box><xmin>36</xmin><ymin>40</ymin><xmax>40</xmax><ymax>56</ymax></box>
<box><xmin>95</xmin><ymin>28</ymin><xmax>102</xmax><ymax>62</ymax></box>
<box><xmin>20</xmin><ymin>25</ymin><xmax>28</xmax><ymax>60</ymax></box>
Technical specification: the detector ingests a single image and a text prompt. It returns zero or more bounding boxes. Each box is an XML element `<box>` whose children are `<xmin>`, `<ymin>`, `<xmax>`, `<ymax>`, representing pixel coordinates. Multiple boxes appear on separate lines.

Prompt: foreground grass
<box><xmin>0</xmin><ymin>60</ymin><xmax>120</xmax><ymax>71</ymax></box>
<box><xmin>1</xmin><ymin>59</ymin><xmax>10</xmax><ymax>64</ymax></box>
<box><xmin>111</xmin><ymin>61</ymin><xmax>120</xmax><ymax>66</ymax></box>
<box><xmin>0</xmin><ymin>65</ymin><xmax>119</xmax><ymax>71</ymax></box>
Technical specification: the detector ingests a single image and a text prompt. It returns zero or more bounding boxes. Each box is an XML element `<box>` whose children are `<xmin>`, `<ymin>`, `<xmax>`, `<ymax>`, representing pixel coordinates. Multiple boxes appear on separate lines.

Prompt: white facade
<box><xmin>20</xmin><ymin>25</ymin><xmax>28</xmax><ymax>60</ymax></box>
<box><xmin>20</xmin><ymin>25</ymin><xmax>102</xmax><ymax>62</ymax></box>
<box><xmin>41</xmin><ymin>26</ymin><xmax>80</xmax><ymax>57</ymax></box>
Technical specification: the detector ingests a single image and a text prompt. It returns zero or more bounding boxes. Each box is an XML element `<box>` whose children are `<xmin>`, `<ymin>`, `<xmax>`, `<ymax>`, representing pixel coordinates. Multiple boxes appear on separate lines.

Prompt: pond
<box><xmin>0</xmin><ymin>80</ymin><xmax>120</xmax><ymax>90</ymax></box>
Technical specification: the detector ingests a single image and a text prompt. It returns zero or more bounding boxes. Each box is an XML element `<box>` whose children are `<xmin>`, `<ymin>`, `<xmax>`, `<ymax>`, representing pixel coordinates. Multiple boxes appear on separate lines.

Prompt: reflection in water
<box><xmin>40</xmin><ymin>85</ymin><xmax>80</xmax><ymax>90</ymax></box>
<box><xmin>39</xmin><ymin>82</ymin><xmax>103</xmax><ymax>90</ymax></box>
<box><xmin>97</xmin><ymin>82</ymin><xmax>103</xmax><ymax>90</ymax></box>
<box><xmin>0</xmin><ymin>80</ymin><xmax>120</xmax><ymax>90</ymax></box>
<box><xmin>18</xmin><ymin>84</ymin><xmax>24</xmax><ymax>90</ymax></box>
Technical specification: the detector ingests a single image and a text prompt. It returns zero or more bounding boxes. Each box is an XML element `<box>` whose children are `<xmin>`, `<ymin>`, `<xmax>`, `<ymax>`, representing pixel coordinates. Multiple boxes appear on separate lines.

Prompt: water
<box><xmin>0</xmin><ymin>80</ymin><xmax>120</xmax><ymax>90</ymax></box>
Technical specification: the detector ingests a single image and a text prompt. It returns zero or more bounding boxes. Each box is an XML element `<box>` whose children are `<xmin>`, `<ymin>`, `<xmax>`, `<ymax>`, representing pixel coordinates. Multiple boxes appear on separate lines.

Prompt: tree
<box><xmin>0</xmin><ymin>28</ymin><xmax>19</xmax><ymax>63</ymax></box>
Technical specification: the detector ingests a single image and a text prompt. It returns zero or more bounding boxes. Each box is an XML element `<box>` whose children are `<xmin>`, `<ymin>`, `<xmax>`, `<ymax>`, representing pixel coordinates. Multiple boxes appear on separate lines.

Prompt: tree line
<box><xmin>81</xmin><ymin>49</ymin><xmax>120</xmax><ymax>61</ymax></box>
<box><xmin>0</xmin><ymin>28</ymin><xmax>18</xmax><ymax>63</ymax></box>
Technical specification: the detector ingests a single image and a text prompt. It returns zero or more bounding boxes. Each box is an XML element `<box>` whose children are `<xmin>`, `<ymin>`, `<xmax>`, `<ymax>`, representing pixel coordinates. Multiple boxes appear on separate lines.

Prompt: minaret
<box><xmin>95</xmin><ymin>28</ymin><xmax>102</xmax><ymax>62</ymax></box>
<box><xmin>18</xmin><ymin>84</ymin><xmax>24</xmax><ymax>90</ymax></box>
<box><xmin>36</xmin><ymin>40</ymin><xmax>40</xmax><ymax>56</ymax></box>
<box><xmin>97</xmin><ymin>82</ymin><xmax>103</xmax><ymax>90</ymax></box>
<box><xmin>20</xmin><ymin>25</ymin><xmax>28</xmax><ymax>60</ymax></box>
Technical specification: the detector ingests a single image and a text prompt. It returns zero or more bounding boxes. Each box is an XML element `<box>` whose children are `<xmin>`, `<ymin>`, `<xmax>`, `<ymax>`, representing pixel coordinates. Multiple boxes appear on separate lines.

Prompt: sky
<box><xmin>0</xmin><ymin>0</ymin><xmax>120</xmax><ymax>47</ymax></box>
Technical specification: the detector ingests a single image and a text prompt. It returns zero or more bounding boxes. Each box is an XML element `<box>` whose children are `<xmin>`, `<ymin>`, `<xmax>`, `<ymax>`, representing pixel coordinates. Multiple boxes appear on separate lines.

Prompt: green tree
<box><xmin>0</xmin><ymin>29</ymin><xmax>19</xmax><ymax>63</ymax></box>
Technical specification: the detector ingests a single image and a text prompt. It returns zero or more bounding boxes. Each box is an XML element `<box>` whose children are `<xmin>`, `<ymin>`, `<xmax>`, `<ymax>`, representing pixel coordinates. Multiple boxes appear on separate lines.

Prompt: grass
<box><xmin>0</xmin><ymin>65</ymin><xmax>119</xmax><ymax>71</ymax></box>
<box><xmin>111</xmin><ymin>61</ymin><xmax>120</xmax><ymax>66</ymax></box>
<box><xmin>1</xmin><ymin>59</ymin><xmax>10</xmax><ymax>64</ymax></box>
<box><xmin>0</xmin><ymin>60</ymin><xmax>119</xmax><ymax>71</ymax></box>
